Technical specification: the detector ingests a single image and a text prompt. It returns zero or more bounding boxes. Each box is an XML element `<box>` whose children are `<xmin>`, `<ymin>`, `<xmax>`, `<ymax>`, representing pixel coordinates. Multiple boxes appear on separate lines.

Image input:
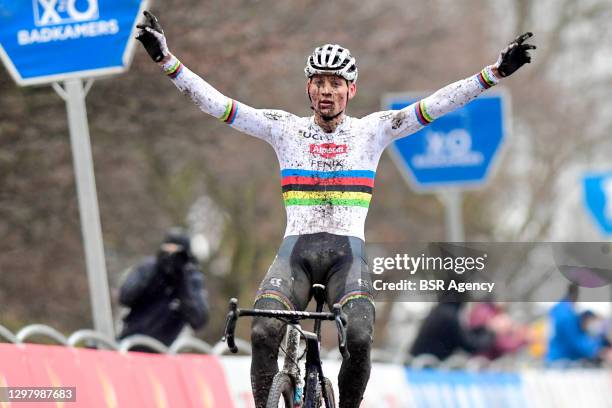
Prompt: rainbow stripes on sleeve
<box><xmin>281</xmin><ymin>169</ymin><xmax>375</xmax><ymax>208</ymax></box>
<box><xmin>164</xmin><ymin>58</ymin><xmax>184</xmax><ymax>79</ymax></box>
<box><xmin>476</xmin><ymin>66</ymin><xmax>499</xmax><ymax>89</ymax></box>
<box><xmin>220</xmin><ymin>99</ymin><xmax>238</xmax><ymax>124</ymax></box>
<box><xmin>414</xmin><ymin>100</ymin><xmax>434</xmax><ymax>126</ymax></box>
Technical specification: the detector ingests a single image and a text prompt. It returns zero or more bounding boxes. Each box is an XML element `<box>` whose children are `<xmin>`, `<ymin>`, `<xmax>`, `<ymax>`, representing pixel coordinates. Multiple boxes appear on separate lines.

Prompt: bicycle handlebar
<box><xmin>222</xmin><ymin>298</ymin><xmax>350</xmax><ymax>359</ymax></box>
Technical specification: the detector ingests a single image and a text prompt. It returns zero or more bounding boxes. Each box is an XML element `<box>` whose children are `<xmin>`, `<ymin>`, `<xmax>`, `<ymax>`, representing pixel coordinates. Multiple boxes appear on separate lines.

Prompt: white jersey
<box><xmin>161</xmin><ymin>56</ymin><xmax>500</xmax><ymax>240</ymax></box>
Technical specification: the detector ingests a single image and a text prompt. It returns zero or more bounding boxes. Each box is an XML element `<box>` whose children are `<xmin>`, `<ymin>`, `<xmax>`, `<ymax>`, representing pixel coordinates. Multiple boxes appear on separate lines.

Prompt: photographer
<box><xmin>117</xmin><ymin>228</ymin><xmax>209</xmax><ymax>351</ymax></box>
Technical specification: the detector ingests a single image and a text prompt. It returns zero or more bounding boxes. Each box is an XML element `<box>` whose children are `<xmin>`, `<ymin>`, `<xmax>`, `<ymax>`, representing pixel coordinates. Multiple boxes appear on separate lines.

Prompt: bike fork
<box><xmin>283</xmin><ymin>325</ymin><xmax>303</xmax><ymax>406</ymax></box>
<box><xmin>304</xmin><ymin>333</ymin><xmax>331</xmax><ymax>408</ymax></box>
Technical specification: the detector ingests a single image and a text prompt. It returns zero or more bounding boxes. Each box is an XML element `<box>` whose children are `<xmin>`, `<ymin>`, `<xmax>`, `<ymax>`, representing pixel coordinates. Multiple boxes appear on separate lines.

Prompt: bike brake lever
<box><xmin>332</xmin><ymin>303</ymin><xmax>350</xmax><ymax>360</ymax></box>
<box><xmin>222</xmin><ymin>298</ymin><xmax>239</xmax><ymax>353</ymax></box>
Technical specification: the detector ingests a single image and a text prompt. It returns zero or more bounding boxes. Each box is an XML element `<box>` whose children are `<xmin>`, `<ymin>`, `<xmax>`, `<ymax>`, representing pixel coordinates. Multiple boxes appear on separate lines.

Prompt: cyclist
<box><xmin>136</xmin><ymin>11</ymin><xmax>535</xmax><ymax>408</ymax></box>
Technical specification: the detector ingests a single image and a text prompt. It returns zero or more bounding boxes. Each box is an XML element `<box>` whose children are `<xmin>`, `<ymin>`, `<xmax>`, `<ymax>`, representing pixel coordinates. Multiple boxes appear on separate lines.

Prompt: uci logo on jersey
<box><xmin>34</xmin><ymin>0</ymin><xmax>99</xmax><ymax>27</ymax></box>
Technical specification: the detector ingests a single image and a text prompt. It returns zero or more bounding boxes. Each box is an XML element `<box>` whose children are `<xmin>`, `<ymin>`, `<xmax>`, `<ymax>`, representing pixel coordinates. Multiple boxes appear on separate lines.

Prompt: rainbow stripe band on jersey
<box><xmin>165</xmin><ymin>59</ymin><xmax>184</xmax><ymax>79</ymax></box>
<box><xmin>281</xmin><ymin>169</ymin><xmax>375</xmax><ymax>208</ymax></box>
<box><xmin>220</xmin><ymin>99</ymin><xmax>238</xmax><ymax>124</ymax></box>
<box><xmin>414</xmin><ymin>100</ymin><xmax>434</xmax><ymax>126</ymax></box>
<box><xmin>476</xmin><ymin>67</ymin><xmax>497</xmax><ymax>89</ymax></box>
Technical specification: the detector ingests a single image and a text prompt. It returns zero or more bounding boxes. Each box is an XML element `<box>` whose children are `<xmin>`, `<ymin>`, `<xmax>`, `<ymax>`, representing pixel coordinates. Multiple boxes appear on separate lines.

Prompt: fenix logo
<box><xmin>33</xmin><ymin>0</ymin><xmax>99</xmax><ymax>27</ymax></box>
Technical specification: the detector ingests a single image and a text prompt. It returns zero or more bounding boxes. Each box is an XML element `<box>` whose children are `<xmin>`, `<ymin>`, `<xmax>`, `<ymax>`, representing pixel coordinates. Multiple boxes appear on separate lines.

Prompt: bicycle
<box><xmin>223</xmin><ymin>283</ymin><xmax>349</xmax><ymax>408</ymax></box>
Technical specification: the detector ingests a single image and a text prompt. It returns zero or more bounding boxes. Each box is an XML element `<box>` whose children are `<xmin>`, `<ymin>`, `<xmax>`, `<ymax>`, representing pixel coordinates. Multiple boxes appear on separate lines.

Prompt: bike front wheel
<box><xmin>304</xmin><ymin>371</ymin><xmax>336</xmax><ymax>408</ymax></box>
<box><xmin>266</xmin><ymin>372</ymin><xmax>295</xmax><ymax>408</ymax></box>
<box><xmin>321</xmin><ymin>377</ymin><xmax>335</xmax><ymax>408</ymax></box>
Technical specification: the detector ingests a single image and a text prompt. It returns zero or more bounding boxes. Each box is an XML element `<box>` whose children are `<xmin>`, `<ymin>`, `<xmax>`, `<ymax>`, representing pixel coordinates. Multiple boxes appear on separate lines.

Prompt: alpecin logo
<box><xmin>309</xmin><ymin>143</ymin><xmax>349</xmax><ymax>159</ymax></box>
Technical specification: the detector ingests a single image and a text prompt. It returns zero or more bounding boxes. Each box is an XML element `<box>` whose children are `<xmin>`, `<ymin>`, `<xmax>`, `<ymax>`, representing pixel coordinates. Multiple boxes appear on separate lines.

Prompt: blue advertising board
<box><xmin>383</xmin><ymin>93</ymin><xmax>507</xmax><ymax>191</ymax></box>
<box><xmin>405</xmin><ymin>369</ymin><xmax>526</xmax><ymax>407</ymax></box>
<box><xmin>584</xmin><ymin>172</ymin><xmax>612</xmax><ymax>235</ymax></box>
<box><xmin>0</xmin><ymin>0</ymin><xmax>148</xmax><ymax>85</ymax></box>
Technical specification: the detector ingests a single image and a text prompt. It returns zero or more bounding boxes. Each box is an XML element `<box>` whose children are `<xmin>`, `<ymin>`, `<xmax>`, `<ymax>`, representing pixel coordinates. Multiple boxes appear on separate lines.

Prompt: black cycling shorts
<box><xmin>254</xmin><ymin>232</ymin><xmax>374</xmax><ymax>310</ymax></box>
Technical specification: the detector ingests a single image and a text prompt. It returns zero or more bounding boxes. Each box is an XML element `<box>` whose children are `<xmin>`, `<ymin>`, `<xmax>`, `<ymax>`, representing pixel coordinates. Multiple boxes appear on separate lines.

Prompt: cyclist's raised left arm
<box><xmin>373</xmin><ymin>33</ymin><xmax>535</xmax><ymax>146</ymax></box>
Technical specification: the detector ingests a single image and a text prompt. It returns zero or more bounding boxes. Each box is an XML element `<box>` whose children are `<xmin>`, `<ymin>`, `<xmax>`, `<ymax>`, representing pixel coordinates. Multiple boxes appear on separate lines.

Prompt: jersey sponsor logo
<box><xmin>310</xmin><ymin>159</ymin><xmax>345</xmax><ymax>171</ymax></box>
<box><xmin>309</xmin><ymin>143</ymin><xmax>349</xmax><ymax>159</ymax></box>
<box><xmin>358</xmin><ymin>278</ymin><xmax>371</xmax><ymax>288</ymax></box>
<box><xmin>269</xmin><ymin>278</ymin><xmax>283</xmax><ymax>288</ymax></box>
<box><xmin>299</xmin><ymin>129</ymin><xmax>333</xmax><ymax>141</ymax></box>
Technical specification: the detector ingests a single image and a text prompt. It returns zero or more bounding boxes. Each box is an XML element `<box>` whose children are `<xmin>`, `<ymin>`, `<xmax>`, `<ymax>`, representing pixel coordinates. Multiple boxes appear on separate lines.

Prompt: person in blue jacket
<box><xmin>546</xmin><ymin>284</ymin><xmax>611</xmax><ymax>365</ymax></box>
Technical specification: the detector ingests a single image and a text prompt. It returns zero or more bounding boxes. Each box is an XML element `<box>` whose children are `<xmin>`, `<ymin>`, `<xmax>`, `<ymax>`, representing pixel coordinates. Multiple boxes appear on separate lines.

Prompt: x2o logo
<box><xmin>34</xmin><ymin>0</ymin><xmax>100</xmax><ymax>27</ymax></box>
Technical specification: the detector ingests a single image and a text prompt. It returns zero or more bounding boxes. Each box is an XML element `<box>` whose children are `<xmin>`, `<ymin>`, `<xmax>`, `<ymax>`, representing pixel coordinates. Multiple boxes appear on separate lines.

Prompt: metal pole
<box><xmin>440</xmin><ymin>190</ymin><xmax>465</xmax><ymax>242</ymax></box>
<box><xmin>61</xmin><ymin>78</ymin><xmax>114</xmax><ymax>338</ymax></box>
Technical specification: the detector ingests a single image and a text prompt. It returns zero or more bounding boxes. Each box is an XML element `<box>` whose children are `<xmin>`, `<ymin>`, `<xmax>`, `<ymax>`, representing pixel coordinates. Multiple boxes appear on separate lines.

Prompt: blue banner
<box><xmin>0</xmin><ymin>0</ymin><xmax>147</xmax><ymax>85</ymax></box>
<box><xmin>583</xmin><ymin>172</ymin><xmax>612</xmax><ymax>235</ymax></box>
<box><xmin>384</xmin><ymin>94</ymin><xmax>506</xmax><ymax>190</ymax></box>
<box><xmin>405</xmin><ymin>369</ymin><xmax>526</xmax><ymax>408</ymax></box>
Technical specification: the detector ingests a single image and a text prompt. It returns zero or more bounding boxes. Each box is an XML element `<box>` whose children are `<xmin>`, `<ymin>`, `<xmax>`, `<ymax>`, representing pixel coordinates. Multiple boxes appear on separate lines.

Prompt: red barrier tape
<box><xmin>0</xmin><ymin>343</ymin><xmax>235</xmax><ymax>407</ymax></box>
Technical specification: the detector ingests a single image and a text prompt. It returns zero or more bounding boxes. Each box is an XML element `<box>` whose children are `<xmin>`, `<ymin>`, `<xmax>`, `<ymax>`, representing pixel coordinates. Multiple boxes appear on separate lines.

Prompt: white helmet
<box><xmin>304</xmin><ymin>44</ymin><xmax>358</xmax><ymax>83</ymax></box>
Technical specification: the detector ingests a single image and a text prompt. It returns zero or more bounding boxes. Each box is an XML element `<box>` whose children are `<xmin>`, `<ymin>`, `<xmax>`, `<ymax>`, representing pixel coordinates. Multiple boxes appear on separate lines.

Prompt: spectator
<box><xmin>545</xmin><ymin>284</ymin><xmax>611</xmax><ymax>365</ymax></box>
<box><xmin>118</xmin><ymin>228</ymin><xmax>209</xmax><ymax>351</ymax></box>
<box><xmin>410</xmin><ymin>301</ymin><xmax>494</xmax><ymax>361</ymax></box>
<box><xmin>526</xmin><ymin>317</ymin><xmax>548</xmax><ymax>360</ymax></box>
<box><xmin>468</xmin><ymin>302</ymin><xmax>530</xmax><ymax>360</ymax></box>
<box><xmin>579</xmin><ymin>310</ymin><xmax>611</xmax><ymax>366</ymax></box>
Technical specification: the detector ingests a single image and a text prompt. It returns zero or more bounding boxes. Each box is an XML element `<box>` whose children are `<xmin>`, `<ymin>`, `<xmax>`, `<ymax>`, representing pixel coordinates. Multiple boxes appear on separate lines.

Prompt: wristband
<box><xmin>162</xmin><ymin>56</ymin><xmax>184</xmax><ymax>79</ymax></box>
<box><xmin>476</xmin><ymin>66</ymin><xmax>499</xmax><ymax>89</ymax></box>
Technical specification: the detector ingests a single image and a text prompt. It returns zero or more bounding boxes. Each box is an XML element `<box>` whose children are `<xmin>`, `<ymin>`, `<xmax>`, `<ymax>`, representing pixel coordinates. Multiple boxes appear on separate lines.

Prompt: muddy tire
<box><xmin>266</xmin><ymin>372</ymin><xmax>294</xmax><ymax>408</ymax></box>
<box><xmin>321</xmin><ymin>377</ymin><xmax>335</xmax><ymax>408</ymax></box>
<box><xmin>304</xmin><ymin>366</ymin><xmax>320</xmax><ymax>408</ymax></box>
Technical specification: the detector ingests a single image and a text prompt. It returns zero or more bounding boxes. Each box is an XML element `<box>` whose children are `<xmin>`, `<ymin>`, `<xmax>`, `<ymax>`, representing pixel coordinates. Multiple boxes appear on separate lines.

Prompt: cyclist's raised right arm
<box><xmin>136</xmin><ymin>11</ymin><xmax>289</xmax><ymax>144</ymax></box>
<box><xmin>159</xmin><ymin>55</ymin><xmax>290</xmax><ymax>143</ymax></box>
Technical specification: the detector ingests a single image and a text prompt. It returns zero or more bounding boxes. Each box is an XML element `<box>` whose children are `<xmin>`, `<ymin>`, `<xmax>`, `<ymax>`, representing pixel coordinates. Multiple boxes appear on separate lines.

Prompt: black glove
<box><xmin>495</xmin><ymin>32</ymin><xmax>536</xmax><ymax>77</ymax></box>
<box><xmin>136</xmin><ymin>11</ymin><xmax>168</xmax><ymax>62</ymax></box>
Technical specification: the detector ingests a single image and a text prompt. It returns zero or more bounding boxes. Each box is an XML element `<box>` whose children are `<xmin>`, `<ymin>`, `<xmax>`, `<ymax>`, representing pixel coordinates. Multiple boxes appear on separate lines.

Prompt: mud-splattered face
<box><xmin>307</xmin><ymin>74</ymin><xmax>357</xmax><ymax>120</ymax></box>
